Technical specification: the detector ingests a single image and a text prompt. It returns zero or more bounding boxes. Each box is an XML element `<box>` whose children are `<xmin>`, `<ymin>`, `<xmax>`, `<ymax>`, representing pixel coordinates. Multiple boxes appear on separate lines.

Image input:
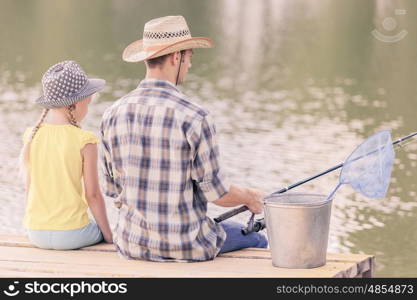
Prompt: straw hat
<box><xmin>122</xmin><ymin>15</ymin><xmax>213</xmax><ymax>63</ymax></box>
<box><xmin>35</xmin><ymin>61</ymin><xmax>105</xmax><ymax>109</ymax></box>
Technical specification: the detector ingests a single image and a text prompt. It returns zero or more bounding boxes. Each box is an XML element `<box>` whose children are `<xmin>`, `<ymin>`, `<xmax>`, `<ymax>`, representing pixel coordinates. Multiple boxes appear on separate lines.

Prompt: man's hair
<box><xmin>145</xmin><ymin>54</ymin><xmax>169</xmax><ymax>68</ymax></box>
<box><xmin>145</xmin><ymin>50</ymin><xmax>187</xmax><ymax>68</ymax></box>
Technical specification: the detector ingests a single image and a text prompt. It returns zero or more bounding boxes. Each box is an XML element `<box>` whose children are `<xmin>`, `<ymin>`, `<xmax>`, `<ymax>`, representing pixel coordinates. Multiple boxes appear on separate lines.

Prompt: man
<box><xmin>100</xmin><ymin>15</ymin><xmax>267</xmax><ymax>262</ymax></box>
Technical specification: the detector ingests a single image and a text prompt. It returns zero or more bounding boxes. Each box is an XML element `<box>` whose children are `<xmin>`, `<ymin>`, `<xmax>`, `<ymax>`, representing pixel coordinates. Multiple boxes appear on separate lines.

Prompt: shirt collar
<box><xmin>138</xmin><ymin>78</ymin><xmax>180</xmax><ymax>92</ymax></box>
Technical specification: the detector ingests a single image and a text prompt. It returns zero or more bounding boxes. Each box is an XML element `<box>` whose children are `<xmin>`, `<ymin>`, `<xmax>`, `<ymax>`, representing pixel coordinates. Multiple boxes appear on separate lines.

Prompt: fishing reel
<box><xmin>241</xmin><ymin>213</ymin><xmax>266</xmax><ymax>235</ymax></box>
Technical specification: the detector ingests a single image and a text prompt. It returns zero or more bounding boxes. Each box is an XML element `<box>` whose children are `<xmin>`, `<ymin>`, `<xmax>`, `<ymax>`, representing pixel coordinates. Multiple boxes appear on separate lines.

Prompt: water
<box><xmin>1</xmin><ymin>0</ymin><xmax>416</xmax><ymax>277</ymax></box>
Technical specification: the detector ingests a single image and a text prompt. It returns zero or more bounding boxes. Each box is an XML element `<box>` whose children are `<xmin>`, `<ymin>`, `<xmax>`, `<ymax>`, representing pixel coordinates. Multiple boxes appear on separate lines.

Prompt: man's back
<box><xmin>100</xmin><ymin>79</ymin><xmax>230</xmax><ymax>261</ymax></box>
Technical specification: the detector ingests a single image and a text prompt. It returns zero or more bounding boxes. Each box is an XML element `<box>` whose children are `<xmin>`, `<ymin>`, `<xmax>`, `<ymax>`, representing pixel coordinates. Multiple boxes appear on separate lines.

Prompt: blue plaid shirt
<box><xmin>100</xmin><ymin>79</ymin><xmax>230</xmax><ymax>261</ymax></box>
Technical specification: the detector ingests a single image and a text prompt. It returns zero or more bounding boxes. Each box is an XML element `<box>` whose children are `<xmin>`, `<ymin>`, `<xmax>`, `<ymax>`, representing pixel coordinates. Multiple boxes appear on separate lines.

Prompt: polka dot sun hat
<box><xmin>35</xmin><ymin>60</ymin><xmax>106</xmax><ymax>109</ymax></box>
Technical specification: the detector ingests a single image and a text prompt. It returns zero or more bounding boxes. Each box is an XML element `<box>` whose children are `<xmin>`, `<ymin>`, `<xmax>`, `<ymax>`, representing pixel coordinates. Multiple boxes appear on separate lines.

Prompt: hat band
<box><xmin>143</xmin><ymin>29</ymin><xmax>190</xmax><ymax>40</ymax></box>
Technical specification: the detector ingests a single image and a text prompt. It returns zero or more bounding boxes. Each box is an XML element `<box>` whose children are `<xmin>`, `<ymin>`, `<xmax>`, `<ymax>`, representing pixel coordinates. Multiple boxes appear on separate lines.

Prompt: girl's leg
<box><xmin>219</xmin><ymin>220</ymin><xmax>268</xmax><ymax>254</ymax></box>
<box><xmin>50</xmin><ymin>222</ymin><xmax>104</xmax><ymax>250</ymax></box>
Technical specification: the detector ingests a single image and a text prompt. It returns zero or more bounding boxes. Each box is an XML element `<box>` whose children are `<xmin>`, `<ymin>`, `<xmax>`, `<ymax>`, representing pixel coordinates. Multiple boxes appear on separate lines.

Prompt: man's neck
<box><xmin>145</xmin><ymin>68</ymin><xmax>176</xmax><ymax>86</ymax></box>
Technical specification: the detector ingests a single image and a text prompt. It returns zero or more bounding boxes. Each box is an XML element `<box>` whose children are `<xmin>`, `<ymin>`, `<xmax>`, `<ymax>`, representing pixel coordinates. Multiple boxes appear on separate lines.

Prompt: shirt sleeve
<box><xmin>80</xmin><ymin>131</ymin><xmax>99</xmax><ymax>149</ymax></box>
<box><xmin>190</xmin><ymin>114</ymin><xmax>231</xmax><ymax>203</ymax></box>
<box><xmin>99</xmin><ymin>122</ymin><xmax>121</xmax><ymax>199</ymax></box>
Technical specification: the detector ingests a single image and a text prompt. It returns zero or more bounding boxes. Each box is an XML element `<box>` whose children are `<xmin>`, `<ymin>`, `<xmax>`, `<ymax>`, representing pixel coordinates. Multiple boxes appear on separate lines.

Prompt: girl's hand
<box><xmin>104</xmin><ymin>233</ymin><xmax>113</xmax><ymax>244</ymax></box>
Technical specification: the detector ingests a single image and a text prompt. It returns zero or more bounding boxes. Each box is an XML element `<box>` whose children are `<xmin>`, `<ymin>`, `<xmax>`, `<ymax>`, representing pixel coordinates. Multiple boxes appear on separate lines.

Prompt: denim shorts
<box><xmin>27</xmin><ymin>222</ymin><xmax>103</xmax><ymax>250</ymax></box>
<box><xmin>219</xmin><ymin>220</ymin><xmax>268</xmax><ymax>253</ymax></box>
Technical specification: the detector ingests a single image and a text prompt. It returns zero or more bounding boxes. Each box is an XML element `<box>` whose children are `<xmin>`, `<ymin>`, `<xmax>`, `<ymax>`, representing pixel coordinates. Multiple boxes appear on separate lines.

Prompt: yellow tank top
<box><xmin>22</xmin><ymin>123</ymin><xmax>99</xmax><ymax>230</ymax></box>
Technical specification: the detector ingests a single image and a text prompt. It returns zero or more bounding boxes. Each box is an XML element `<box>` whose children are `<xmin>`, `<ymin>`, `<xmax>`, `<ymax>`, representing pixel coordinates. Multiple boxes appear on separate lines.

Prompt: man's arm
<box><xmin>213</xmin><ymin>184</ymin><xmax>265</xmax><ymax>214</ymax></box>
<box><xmin>190</xmin><ymin>115</ymin><xmax>265</xmax><ymax>214</ymax></box>
<box><xmin>99</xmin><ymin>123</ymin><xmax>121</xmax><ymax>199</ymax></box>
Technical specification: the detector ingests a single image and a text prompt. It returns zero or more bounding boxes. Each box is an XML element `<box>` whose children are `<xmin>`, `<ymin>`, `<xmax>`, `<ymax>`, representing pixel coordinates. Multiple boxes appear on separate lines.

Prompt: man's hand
<box><xmin>245</xmin><ymin>188</ymin><xmax>266</xmax><ymax>214</ymax></box>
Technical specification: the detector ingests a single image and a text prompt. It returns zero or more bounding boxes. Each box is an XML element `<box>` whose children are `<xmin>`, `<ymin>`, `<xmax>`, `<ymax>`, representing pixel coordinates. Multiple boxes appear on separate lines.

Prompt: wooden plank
<box><xmin>0</xmin><ymin>234</ymin><xmax>33</xmax><ymax>248</ymax></box>
<box><xmin>220</xmin><ymin>250</ymin><xmax>372</xmax><ymax>263</ymax></box>
<box><xmin>363</xmin><ymin>256</ymin><xmax>375</xmax><ymax>278</ymax></box>
<box><xmin>0</xmin><ymin>261</ymin><xmax>130</xmax><ymax>278</ymax></box>
<box><xmin>0</xmin><ymin>234</ymin><xmax>374</xmax><ymax>278</ymax></box>
<box><xmin>333</xmin><ymin>256</ymin><xmax>374</xmax><ymax>278</ymax></box>
<box><xmin>0</xmin><ymin>246</ymin><xmax>358</xmax><ymax>278</ymax></box>
<box><xmin>0</xmin><ymin>268</ymin><xmax>99</xmax><ymax>278</ymax></box>
<box><xmin>0</xmin><ymin>234</ymin><xmax>373</xmax><ymax>262</ymax></box>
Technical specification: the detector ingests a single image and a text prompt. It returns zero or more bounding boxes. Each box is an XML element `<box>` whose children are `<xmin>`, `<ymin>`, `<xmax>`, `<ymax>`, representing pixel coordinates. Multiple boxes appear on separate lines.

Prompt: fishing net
<box><xmin>327</xmin><ymin>130</ymin><xmax>395</xmax><ymax>200</ymax></box>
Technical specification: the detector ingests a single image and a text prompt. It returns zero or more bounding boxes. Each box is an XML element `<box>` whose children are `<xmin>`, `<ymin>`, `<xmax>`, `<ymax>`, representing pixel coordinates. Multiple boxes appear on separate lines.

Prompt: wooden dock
<box><xmin>0</xmin><ymin>234</ymin><xmax>374</xmax><ymax>278</ymax></box>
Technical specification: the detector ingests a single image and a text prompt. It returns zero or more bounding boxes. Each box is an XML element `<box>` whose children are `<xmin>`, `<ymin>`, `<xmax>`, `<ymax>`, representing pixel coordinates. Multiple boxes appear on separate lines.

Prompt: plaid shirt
<box><xmin>100</xmin><ymin>79</ymin><xmax>230</xmax><ymax>262</ymax></box>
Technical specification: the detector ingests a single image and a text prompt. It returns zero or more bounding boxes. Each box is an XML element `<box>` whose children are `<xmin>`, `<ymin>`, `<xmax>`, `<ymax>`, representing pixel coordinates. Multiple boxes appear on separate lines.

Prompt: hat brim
<box><xmin>35</xmin><ymin>78</ymin><xmax>106</xmax><ymax>109</ymax></box>
<box><xmin>122</xmin><ymin>37</ymin><xmax>213</xmax><ymax>63</ymax></box>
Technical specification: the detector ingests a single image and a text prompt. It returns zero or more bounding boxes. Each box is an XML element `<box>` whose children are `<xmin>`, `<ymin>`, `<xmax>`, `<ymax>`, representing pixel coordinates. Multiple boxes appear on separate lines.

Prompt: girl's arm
<box><xmin>81</xmin><ymin>143</ymin><xmax>113</xmax><ymax>243</ymax></box>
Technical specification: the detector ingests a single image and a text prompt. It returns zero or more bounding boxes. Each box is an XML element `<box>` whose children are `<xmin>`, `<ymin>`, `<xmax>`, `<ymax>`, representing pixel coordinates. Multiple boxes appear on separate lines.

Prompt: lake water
<box><xmin>0</xmin><ymin>0</ymin><xmax>416</xmax><ymax>277</ymax></box>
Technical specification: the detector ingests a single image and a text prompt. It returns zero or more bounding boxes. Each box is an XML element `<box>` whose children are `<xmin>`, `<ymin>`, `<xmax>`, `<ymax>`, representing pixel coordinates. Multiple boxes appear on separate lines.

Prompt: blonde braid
<box><xmin>67</xmin><ymin>104</ymin><xmax>80</xmax><ymax>128</ymax></box>
<box><xmin>19</xmin><ymin>108</ymin><xmax>50</xmax><ymax>181</ymax></box>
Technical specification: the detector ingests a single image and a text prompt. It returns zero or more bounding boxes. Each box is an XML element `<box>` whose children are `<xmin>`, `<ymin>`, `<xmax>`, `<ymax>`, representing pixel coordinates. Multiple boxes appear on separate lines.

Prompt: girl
<box><xmin>19</xmin><ymin>60</ymin><xmax>113</xmax><ymax>250</ymax></box>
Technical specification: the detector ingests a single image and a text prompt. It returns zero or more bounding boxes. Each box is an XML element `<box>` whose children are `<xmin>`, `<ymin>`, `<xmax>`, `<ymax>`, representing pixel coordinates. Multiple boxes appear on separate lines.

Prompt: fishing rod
<box><xmin>214</xmin><ymin>131</ymin><xmax>417</xmax><ymax>232</ymax></box>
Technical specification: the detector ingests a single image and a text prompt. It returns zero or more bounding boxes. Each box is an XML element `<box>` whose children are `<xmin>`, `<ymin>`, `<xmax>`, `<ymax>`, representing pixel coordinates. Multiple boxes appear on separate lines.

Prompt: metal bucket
<box><xmin>264</xmin><ymin>193</ymin><xmax>332</xmax><ymax>269</ymax></box>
